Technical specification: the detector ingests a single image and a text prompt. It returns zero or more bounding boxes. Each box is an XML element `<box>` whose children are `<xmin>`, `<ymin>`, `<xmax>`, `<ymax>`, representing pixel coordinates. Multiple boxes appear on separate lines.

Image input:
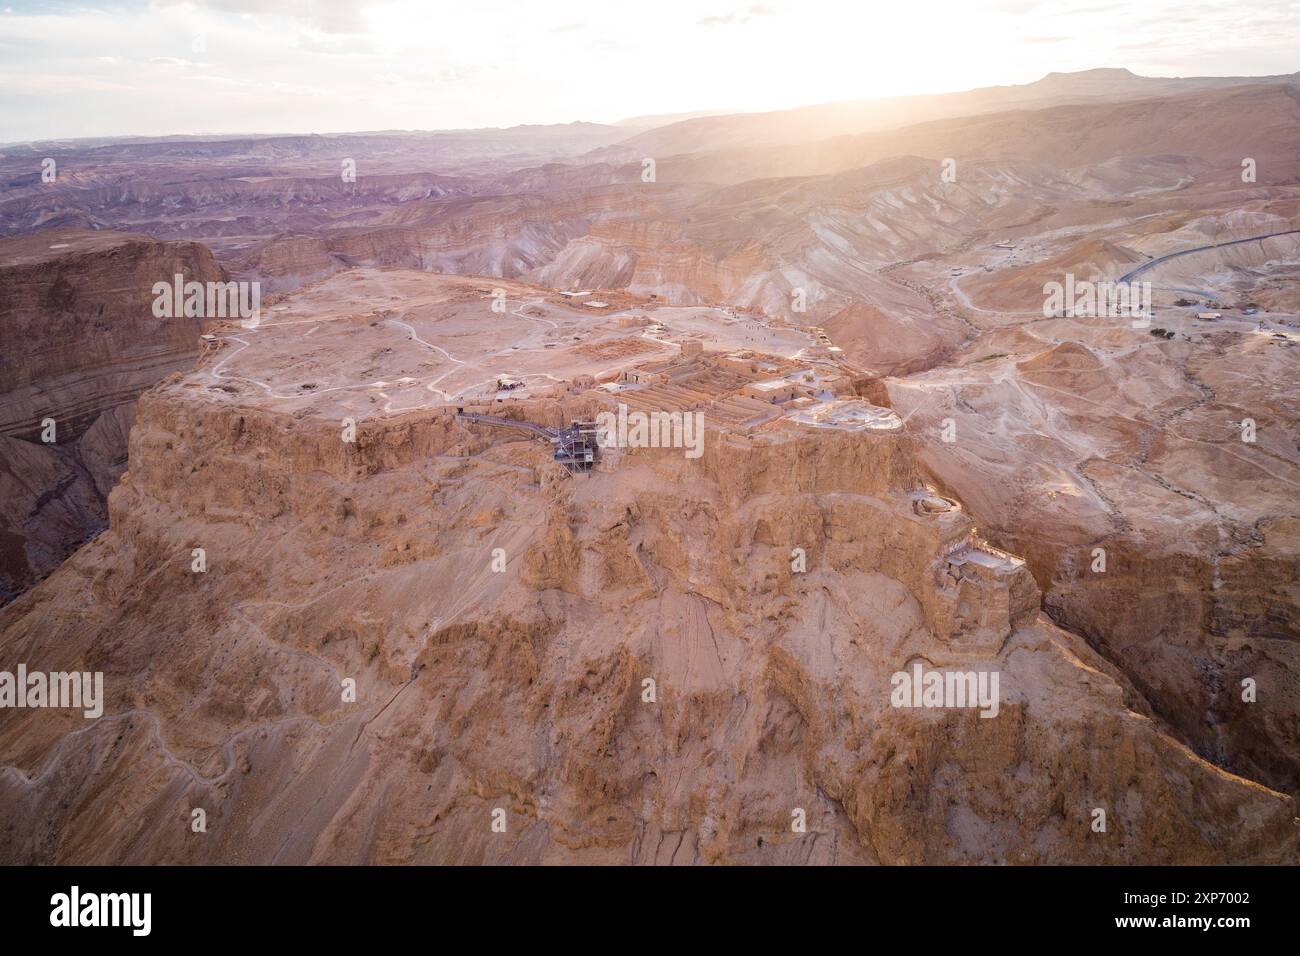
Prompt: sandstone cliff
<box><xmin>0</xmin><ymin>230</ymin><xmax>225</xmax><ymax>602</ymax></box>
<box><xmin>0</xmin><ymin>381</ymin><xmax>1292</xmax><ymax>864</ymax></box>
<box><xmin>888</xmin><ymin>325</ymin><xmax>1300</xmax><ymax>802</ymax></box>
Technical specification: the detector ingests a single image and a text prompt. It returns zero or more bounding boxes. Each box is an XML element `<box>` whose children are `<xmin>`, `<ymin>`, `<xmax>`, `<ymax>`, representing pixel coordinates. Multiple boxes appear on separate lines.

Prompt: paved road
<box><xmin>1117</xmin><ymin>228</ymin><xmax>1300</xmax><ymax>284</ymax></box>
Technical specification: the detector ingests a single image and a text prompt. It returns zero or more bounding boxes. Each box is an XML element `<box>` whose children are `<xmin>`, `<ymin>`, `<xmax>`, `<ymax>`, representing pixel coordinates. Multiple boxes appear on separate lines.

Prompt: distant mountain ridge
<box><xmin>600</xmin><ymin>67</ymin><xmax>1300</xmax><ymax>159</ymax></box>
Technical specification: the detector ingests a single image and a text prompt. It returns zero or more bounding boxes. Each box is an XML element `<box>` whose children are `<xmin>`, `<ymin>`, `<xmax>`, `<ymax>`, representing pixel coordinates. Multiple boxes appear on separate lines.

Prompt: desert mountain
<box><xmin>604</xmin><ymin>67</ymin><xmax>1300</xmax><ymax>162</ymax></box>
<box><xmin>1</xmin><ymin>66</ymin><xmax>1297</xmax><ymax>864</ymax></box>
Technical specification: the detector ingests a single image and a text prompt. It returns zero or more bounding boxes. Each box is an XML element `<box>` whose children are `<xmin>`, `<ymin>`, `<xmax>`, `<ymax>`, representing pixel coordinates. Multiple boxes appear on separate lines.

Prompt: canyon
<box><xmin>0</xmin><ymin>230</ymin><xmax>224</xmax><ymax>601</ymax></box>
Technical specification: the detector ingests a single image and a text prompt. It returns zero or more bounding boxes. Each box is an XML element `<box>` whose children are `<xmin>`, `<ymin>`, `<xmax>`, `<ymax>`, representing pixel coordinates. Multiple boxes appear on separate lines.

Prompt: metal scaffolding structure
<box><xmin>455</xmin><ymin>412</ymin><xmax>600</xmax><ymax>473</ymax></box>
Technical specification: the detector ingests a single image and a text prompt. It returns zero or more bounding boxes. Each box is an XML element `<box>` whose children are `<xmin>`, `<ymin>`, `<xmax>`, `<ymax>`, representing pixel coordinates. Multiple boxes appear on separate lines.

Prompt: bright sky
<box><xmin>1</xmin><ymin>0</ymin><xmax>1297</xmax><ymax>142</ymax></box>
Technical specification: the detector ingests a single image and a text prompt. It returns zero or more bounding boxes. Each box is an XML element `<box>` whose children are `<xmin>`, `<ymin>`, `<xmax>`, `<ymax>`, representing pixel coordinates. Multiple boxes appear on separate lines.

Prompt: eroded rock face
<box><xmin>888</xmin><ymin>318</ymin><xmax>1300</xmax><ymax>801</ymax></box>
<box><xmin>0</xmin><ymin>385</ymin><xmax>1292</xmax><ymax>864</ymax></box>
<box><xmin>0</xmin><ymin>230</ymin><xmax>225</xmax><ymax>602</ymax></box>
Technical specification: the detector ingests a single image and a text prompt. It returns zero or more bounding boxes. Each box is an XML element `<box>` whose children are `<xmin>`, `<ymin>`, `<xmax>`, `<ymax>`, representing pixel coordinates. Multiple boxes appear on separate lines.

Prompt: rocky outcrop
<box><xmin>888</xmin><ymin>323</ymin><xmax>1300</xmax><ymax>801</ymax></box>
<box><xmin>235</xmin><ymin>235</ymin><xmax>345</xmax><ymax>294</ymax></box>
<box><xmin>0</xmin><ymin>382</ymin><xmax>1292</xmax><ymax>864</ymax></box>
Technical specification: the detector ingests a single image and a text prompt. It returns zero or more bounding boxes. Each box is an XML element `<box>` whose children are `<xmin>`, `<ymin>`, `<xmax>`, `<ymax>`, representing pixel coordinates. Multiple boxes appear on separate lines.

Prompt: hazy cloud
<box><xmin>698</xmin><ymin>4</ymin><xmax>775</xmax><ymax>27</ymax></box>
<box><xmin>1</xmin><ymin>0</ymin><xmax>1296</xmax><ymax>142</ymax></box>
<box><xmin>155</xmin><ymin>0</ymin><xmax>377</xmax><ymax>34</ymax></box>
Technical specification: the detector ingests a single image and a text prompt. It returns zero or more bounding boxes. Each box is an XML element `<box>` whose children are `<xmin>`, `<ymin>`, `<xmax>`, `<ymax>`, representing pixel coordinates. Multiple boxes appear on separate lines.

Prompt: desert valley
<box><xmin>1</xmin><ymin>63</ymin><xmax>1298</xmax><ymax>866</ymax></box>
